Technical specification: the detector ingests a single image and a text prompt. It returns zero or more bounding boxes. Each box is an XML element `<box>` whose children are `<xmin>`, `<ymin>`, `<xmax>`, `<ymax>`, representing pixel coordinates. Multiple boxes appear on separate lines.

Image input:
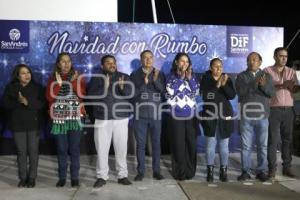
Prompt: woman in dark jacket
<box><xmin>200</xmin><ymin>58</ymin><xmax>236</xmax><ymax>182</ymax></box>
<box><xmin>3</xmin><ymin>64</ymin><xmax>45</xmax><ymax>188</ymax></box>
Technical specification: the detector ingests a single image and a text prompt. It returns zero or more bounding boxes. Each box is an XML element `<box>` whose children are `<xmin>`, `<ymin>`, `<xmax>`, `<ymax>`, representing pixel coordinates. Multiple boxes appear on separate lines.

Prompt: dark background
<box><xmin>118</xmin><ymin>0</ymin><xmax>299</xmax><ymax>65</ymax></box>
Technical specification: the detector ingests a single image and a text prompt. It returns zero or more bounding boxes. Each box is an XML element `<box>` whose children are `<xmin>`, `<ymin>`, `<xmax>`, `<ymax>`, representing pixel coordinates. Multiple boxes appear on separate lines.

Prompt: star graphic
<box><xmin>83</xmin><ymin>35</ymin><xmax>89</xmax><ymax>42</ymax></box>
<box><xmin>207</xmin><ymin>49</ymin><xmax>220</xmax><ymax>61</ymax></box>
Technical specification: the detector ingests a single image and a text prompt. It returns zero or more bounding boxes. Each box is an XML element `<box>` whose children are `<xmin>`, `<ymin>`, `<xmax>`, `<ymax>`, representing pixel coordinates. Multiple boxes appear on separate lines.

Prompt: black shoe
<box><xmin>237</xmin><ymin>171</ymin><xmax>251</xmax><ymax>181</ymax></box>
<box><xmin>153</xmin><ymin>172</ymin><xmax>164</xmax><ymax>180</ymax></box>
<box><xmin>56</xmin><ymin>179</ymin><xmax>66</xmax><ymax>187</ymax></box>
<box><xmin>220</xmin><ymin>165</ymin><xmax>228</xmax><ymax>182</ymax></box>
<box><xmin>175</xmin><ymin>176</ymin><xmax>186</xmax><ymax>181</ymax></box>
<box><xmin>256</xmin><ymin>172</ymin><xmax>269</xmax><ymax>182</ymax></box>
<box><xmin>18</xmin><ymin>179</ymin><xmax>27</xmax><ymax>188</ymax></box>
<box><xmin>93</xmin><ymin>178</ymin><xmax>106</xmax><ymax>188</ymax></box>
<box><xmin>282</xmin><ymin>168</ymin><xmax>296</xmax><ymax>178</ymax></box>
<box><xmin>118</xmin><ymin>177</ymin><xmax>132</xmax><ymax>185</ymax></box>
<box><xmin>27</xmin><ymin>179</ymin><xmax>36</xmax><ymax>188</ymax></box>
<box><xmin>207</xmin><ymin>165</ymin><xmax>214</xmax><ymax>183</ymax></box>
<box><xmin>71</xmin><ymin>179</ymin><xmax>80</xmax><ymax>187</ymax></box>
<box><xmin>134</xmin><ymin>173</ymin><xmax>144</xmax><ymax>181</ymax></box>
<box><xmin>268</xmin><ymin>168</ymin><xmax>276</xmax><ymax>178</ymax></box>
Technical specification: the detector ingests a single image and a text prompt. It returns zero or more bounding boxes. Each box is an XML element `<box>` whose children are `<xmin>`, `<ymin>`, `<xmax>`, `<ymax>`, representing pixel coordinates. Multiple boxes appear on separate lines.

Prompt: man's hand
<box><xmin>283</xmin><ymin>80</ymin><xmax>295</xmax><ymax>91</ymax></box>
<box><xmin>153</xmin><ymin>69</ymin><xmax>160</xmax><ymax>81</ymax></box>
<box><xmin>119</xmin><ymin>75</ymin><xmax>124</xmax><ymax>90</ymax></box>
<box><xmin>257</xmin><ymin>74</ymin><xmax>267</xmax><ymax>87</ymax></box>
<box><xmin>105</xmin><ymin>74</ymin><xmax>110</xmax><ymax>89</ymax></box>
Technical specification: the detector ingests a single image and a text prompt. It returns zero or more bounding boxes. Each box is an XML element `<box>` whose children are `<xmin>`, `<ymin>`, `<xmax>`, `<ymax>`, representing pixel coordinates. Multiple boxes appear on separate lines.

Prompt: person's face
<box><xmin>274</xmin><ymin>50</ymin><xmax>288</xmax><ymax>67</ymax></box>
<box><xmin>102</xmin><ymin>57</ymin><xmax>117</xmax><ymax>73</ymax></box>
<box><xmin>247</xmin><ymin>53</ymin><xmax>262</xmax><ymax>72</ymax></box>
<box><xmin>176</xmin><ymin>55</ymin><xmax>190</xmax><ymax>72</ymax></box>
<box><xmin>141</xmin><ymin>52</ymin><xmax>153</xmax><ymax>68</ymax></box>
<box><xmin>58</xmin><ymin>55</ymin><xmax>72</xmax><ymax>74</ymax></box>
<box><xmin>18</xmin><ymin>67</ymin><xmax>31</xmax><ymax>85</ymax></box>
<box><xmin>210</xmin><ymin>60</ymin><xmax>223</xmax><ymax>77</ymax></box>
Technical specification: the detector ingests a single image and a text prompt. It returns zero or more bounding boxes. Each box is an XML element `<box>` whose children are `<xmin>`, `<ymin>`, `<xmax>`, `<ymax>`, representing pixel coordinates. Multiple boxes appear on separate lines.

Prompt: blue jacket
<box><xmin>130</xmin><ymin>67</ymin><xmax>165</xmax><ymax>119</ymax></box>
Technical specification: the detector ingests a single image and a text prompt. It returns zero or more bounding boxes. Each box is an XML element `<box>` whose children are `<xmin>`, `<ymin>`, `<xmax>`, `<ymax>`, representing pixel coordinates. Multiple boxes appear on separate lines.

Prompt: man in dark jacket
<box><xmin>236</xmin><ymin>52</ymin><xmax>275</xmax><ymax>182</ymax></box>
<box><xmin>130</xmin><ymin>50</ymin><xmax>165</xmax><ymax>181</ymax></box>
<box><xmin>88</xmin><ymin>55</ymin><xmax>133</xmax><ymax>187</ymax></box>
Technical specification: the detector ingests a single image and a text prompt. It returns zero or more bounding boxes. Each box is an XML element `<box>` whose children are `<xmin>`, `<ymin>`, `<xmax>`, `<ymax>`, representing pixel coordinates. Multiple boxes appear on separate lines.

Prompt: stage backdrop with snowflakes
<box><xmin>0</xmin><ymin>20</ymin><xmax>283</xmax><ymax>153</ymax></box>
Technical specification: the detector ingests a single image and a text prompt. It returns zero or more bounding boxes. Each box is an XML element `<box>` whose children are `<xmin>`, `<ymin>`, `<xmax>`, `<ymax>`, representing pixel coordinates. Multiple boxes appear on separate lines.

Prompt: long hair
<box><xmin>52</xmin><ymin>52</ymin><xmax>75</xmax><ymax>78</ymax></box>
<box><xmin>10</xmin><ymin>64</ymin><xmax>33</xmax><ymax>84</ymax></box>
<box><xmin>170</xmin><ymin>52</ymin><xmax>192</xmax><ymax>73</ymax></box>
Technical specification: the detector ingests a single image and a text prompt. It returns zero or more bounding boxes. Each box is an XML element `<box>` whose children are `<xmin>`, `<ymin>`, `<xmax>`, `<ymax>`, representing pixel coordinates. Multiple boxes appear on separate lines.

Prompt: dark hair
<box><xmin>52</xmin><ymin>52</ymin><xmax>75</xmax><ymax>77</ymax></box>
<box><xmin>101</xmin><ymin>54</ymin><xmax>116</xmax><ymax>65</ymax></box>
<box><xmin>247</xmin><ymin>52</ymin><xmax>262</xmax><ymax>62</ymax></box>
<box><xmin>140</xmin><ymin>50</ymin><xmax>153</xmax><ymax>58</ymax></box>
<box><xmin>209</xmin><ymin>57</ymin><xmax>223</xmax><ymax>68</ymax></box>
<box><xmin>170</xmin><ymin>52</ymin><xmax>192</xmax><ymax>73</ymax></box>
<box><xmin>274</xmin><ymin>47</ymin><xmax>288</xmax><ymax>57</ymax></box>
<box><xmin>292</xmin><ymin>60</ymin><xmax>300</xmax><ymax>70</ymax></box>
<box><xmin>10</xmin><ymin>64</ymin><xmax>33</xmax><ymax>84</ymax></box>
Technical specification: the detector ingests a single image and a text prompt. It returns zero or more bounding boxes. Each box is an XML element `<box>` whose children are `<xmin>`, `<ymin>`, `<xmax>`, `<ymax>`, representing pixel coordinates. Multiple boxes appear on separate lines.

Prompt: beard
<box><xmin>104</xmin><ymin>67</ymin><xmax>116</xmax><ymax>74</ymax></box>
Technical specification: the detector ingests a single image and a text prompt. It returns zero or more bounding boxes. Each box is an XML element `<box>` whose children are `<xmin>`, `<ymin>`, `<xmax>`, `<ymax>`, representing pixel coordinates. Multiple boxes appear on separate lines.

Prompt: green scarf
<box><xmin>51</xmin><ymin>73</ymin><xmax>82</xmax><ymax>135</ymax></box>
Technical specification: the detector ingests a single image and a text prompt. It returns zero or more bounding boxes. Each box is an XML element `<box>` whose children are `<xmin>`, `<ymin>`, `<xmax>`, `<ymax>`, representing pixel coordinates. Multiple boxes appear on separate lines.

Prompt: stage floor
<box><xmin>0</xmin><ymin>153</ymin><xmax>299</xmax><ymax>200</ymax></box>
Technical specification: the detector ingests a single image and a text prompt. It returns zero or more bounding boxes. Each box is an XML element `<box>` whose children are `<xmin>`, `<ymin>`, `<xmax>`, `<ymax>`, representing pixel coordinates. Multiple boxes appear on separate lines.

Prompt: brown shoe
<box><xmin>268</xmin><ymin>169</ymin><xmax>276</xmax><ymax>178</ymax></box>
<box><xmin>282</xmin><ymin>168</ymin><xmax>296</xmax><ymax>178</ymax></box>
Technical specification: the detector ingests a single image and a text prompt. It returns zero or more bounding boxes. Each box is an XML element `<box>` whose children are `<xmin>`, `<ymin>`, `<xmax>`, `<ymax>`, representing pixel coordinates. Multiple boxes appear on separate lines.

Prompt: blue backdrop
<box><xmin>0</xmin><ymin>20</ymin><xmax>283</xmax><ymax>153</ymax></box>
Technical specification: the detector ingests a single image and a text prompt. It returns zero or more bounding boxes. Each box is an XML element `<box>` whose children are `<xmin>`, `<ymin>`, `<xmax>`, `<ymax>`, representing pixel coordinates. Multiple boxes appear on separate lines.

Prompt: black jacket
<box><xmin>88</xmin><ymin>71</ymin><xmax>133</xmax><ymax>120</ymax></box>
<box><xmin>3</xmin><ymin>82</ymin><xmax>45</xmax><ymax>132</ymax></box>
<box><xmin>130</xmin><ymin>67</ymin><xmax>165</xmax><ymax>119</ymax></box>
<box><xmin>200</xmin><ymin>71</ymin><xmax>236</xmax><ymax>139</ymax></box>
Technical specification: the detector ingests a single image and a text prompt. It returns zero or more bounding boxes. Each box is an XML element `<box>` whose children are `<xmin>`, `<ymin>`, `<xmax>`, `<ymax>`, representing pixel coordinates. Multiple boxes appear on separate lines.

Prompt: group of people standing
<box><xmin>2</xmin><ymin>47</ymin><xmax>297</xmax><ymax>188</ymax></box>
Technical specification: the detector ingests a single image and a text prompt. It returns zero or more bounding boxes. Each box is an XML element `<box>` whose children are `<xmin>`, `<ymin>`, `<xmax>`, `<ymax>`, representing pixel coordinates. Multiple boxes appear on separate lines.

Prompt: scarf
<box><xmin>51</xmin><ymin>73</ymin><xmax>82</xmax><ymax>135</ymax></box>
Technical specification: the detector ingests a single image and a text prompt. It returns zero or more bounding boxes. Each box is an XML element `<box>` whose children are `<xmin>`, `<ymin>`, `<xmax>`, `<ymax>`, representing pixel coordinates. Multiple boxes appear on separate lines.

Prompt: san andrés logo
<box><xmin>1</xmin><ymin>28</ymin><xmax>28</xmax><ymax>50</ymax></box>
<box><xmin>9</xmin><ymin>29</ymin><xmax>21</xmax><ymax>41</ymax></box>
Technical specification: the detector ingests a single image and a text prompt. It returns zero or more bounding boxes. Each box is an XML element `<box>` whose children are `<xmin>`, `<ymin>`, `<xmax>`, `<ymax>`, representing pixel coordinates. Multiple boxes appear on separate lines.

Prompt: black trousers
<box><xmin>13</xmin><ymin>130</ymin><xmax>39</xmax><ymax>180</ymax></box>
<box><xmin>169</xmin><ymin>117</ymin><xmax>198</xmax><ymax>180</ymax></box>
<box><xmin>268</xmin><ymin>107</ymin><xmax>294</xmax><ymax>170</ymax></box>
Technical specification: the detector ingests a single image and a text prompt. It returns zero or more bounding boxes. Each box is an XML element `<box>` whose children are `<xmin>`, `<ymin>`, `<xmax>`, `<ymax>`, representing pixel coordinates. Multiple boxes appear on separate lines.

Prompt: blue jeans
<box><xmin>206</xmin><ymin>123</ymin><xmax>229</xmax><ymax>166</ymax></box>
<box><xmin>55</xmin><ymin>130</ymin><xmax>81</xmax><ymax>180</ymax></box>
<box><xmin>240</xmin><ymin>118</ymin><xmax>268</xmax><ymax>174</ymax></box>
<box><xmin>134</xmin><ymin>119</ymin><xmax>161</xmax><ymax>174</ymax></box>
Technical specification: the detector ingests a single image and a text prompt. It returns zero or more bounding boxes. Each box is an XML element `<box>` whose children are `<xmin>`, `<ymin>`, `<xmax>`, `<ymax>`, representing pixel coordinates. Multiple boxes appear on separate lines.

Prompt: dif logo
<box><xmin>230</xmin><ymin>34</ymin><xmax>248</xmax><ymax>48</ymax></box>
<box><xmin>0</xmin><ymin>20</ymin><xmax>29</xmax><ymax>53</ymax></box>
<box><xmin>227</xmin><ymin>26</ymin><xmax>252</xmax><ymax>57</ymax></box>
